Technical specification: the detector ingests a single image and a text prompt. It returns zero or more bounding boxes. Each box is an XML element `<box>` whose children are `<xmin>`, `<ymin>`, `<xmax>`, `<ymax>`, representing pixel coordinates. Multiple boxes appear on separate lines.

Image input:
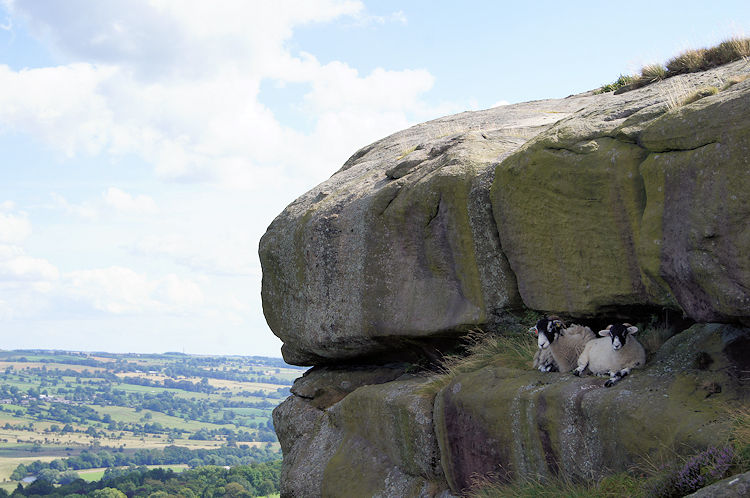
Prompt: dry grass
<box><xmin>612</xmin><ymin>36</ymin><xmax>750</xmax><ymax>93</ymax></box>
<box><xmin>396</xmin><ymin>145</ymin><xmax>417</xmax><ymax>160</ymax></box>
<box><xmin>681</xmin><ymin>86</ymin><xmax>719</xmax><ymax>105</ymax></box>
<box><xmin>638</xmin><ymin>325</ymin><xmax>676</xmax><ymax>356</ymax></box>
<box><xmin>419</xmin><ymin>329</ymin><xmax>537</xmax><ymax>396</ymax></box>
<box><xmin>467</xmin><ymin>471</ymin><xmax>643</xmax><ymax>498</ymax></box>
<box><xmin>729</xmin><ymin>404</ymin><xmax>750</xmax><ymax>470</ymax></box>
<box><xmin>721</xmin><ymin>73</ymin><xmax>750</xmax><ymax>90</ymax></box>
<box><xmin>640</xmin><ymin>63</ymin><xmax>667</xmax><ymax>83</ymax></box>
<box><xmin>663</xmin><ymin>37</ymin><xmax>750</xmax><ymax>77</ymax></box>
<box><xmin>665</xmin><ymin>48</ymin><xmax>710</xmax><ymax>75</ymax></box>
<box><xmin>663</xmin><ymin>79</ymin><xmax>691</xmax><ymax>110</ymax></box>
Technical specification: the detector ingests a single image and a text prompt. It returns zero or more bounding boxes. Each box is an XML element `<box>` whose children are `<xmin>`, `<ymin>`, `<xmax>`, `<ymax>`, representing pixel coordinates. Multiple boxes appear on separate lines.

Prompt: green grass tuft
<box><xmin>595</xmin><ymin>74</ymin><xmax>635</xmax><ymax>94</ymax></box>
<box><xmin>418</xmin><ymin>328</ymin><xmax>537</xmax><ymax>396</ymax></box>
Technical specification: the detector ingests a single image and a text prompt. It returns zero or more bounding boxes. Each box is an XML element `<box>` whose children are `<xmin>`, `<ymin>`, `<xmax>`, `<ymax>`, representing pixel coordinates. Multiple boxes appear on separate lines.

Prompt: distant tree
<box><xmin>223</xmin><ymin>482</ymin><xmax>248</xmax><ymax>497</ymax></box>
<box><xmin>90</xmin><ymin>488</ymin><xmax>127</xmax><ymax>498</ymax></box>
<box><xmin>37</xmin><ymin>468</ymin><xmax>60</xmax><ymax>483</ymax></box>
<box><xmin>57</xmin><ymin>469</ymin><xmax>81</xmax><ymax>485</ymax></box>
<box><xmin>9</xmin><ymin>464</ymin><xmax>27</xmax><ymax>480</ymax></box>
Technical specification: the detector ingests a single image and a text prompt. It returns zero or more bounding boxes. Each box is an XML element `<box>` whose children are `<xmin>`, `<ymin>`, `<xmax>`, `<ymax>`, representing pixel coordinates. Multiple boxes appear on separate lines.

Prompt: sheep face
<box><xmin>530</xmin><ymin>317</ymin><xmax>565</xmax><ymax>349</ymax></box>
<box><xmin>598</xmin><ymin>323</ymin><xmax>638</xmax><ymax>351</ymax></box>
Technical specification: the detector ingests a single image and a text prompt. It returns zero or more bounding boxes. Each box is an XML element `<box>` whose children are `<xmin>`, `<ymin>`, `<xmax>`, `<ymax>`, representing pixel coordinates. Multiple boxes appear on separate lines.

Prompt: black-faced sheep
<box><xmin>530</xmin><ymin>317</ymin><xmax>596</xmax><ymax>373</ymax></box>
<box><xmin>573</xmin><ymin>323</ymin><xmax>646</xmax><ymax>387</ymax></box>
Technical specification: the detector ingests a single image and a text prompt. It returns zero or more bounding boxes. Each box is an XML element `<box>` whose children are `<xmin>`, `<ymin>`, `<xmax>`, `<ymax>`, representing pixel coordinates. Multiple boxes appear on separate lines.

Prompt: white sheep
<box><xmin>530</xmin><ymin>317</ymin><xmax>596</xmax><ymax>372</ymax></box>
<box><xmin>573</xmin><ymin>323</ymin><xmax>646</xmax><ymax>387</ymax></box>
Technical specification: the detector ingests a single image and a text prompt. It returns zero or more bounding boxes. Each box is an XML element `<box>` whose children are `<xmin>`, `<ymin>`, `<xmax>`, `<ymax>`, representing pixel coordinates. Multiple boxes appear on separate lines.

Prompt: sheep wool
<box><xmin>549</xmin><ymin>324</ymin><xmax>596</xmax><ymax>372</ymax></box>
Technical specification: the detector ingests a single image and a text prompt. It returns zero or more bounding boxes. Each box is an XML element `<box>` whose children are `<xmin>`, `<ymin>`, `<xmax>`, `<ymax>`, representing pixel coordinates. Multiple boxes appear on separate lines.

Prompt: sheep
<box><xmin>573</xmin><ymin>323</ymin><xmax>646</xmax><ymax>387</ymax></box>
<box><xmin>530</xmin><ymin>317</ymin><xmax>596</xmax><ymax>373</ymax></box>
<box><xmin>533</xmin><ymin>345</ymin><xmax>557</xmax><ymax>372</ymax></box>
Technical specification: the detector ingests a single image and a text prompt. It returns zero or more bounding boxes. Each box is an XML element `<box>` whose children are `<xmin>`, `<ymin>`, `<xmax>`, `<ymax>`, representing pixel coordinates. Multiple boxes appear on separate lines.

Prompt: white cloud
<box><xmin>0</xmin><ymin>210</ymin><xmax>31</xmax><ymax>243</ymax></box>
<box><xmin>51</xmin><ymin>193</ymin><xmax>99</xmax><ymax>220</ymax></box>
<box><xmin>131</xmin><ymin>233</ymin><xmax>256</xmax><ymax>276</ymax></box>
<box><xmin>103</xmin><ymin>187</ymin><xmax>158</xmax><ymax>215</ymax></box>
<box><xmin>0</xmin><ymin>0</ymin><xmax>450</xmax><ymax>190</ymax></box>
<box><xmin>0</xmin><ymin>244</ymin><xmax>59</xmax><ymax>281</ymax></box>
<box><xmin>0</xmin><ymin>63</ymin><xmax>116</xmax><ymax>157</ymax></box>
<box><xmin>492</xmin><ymin>100</ymin><xmax>510</xmax><ymax>107</ymax></box>
<box><xmin>66</xmin><ymin>266</ymin><xmax>204</xmax><ymax>314</ymax></box>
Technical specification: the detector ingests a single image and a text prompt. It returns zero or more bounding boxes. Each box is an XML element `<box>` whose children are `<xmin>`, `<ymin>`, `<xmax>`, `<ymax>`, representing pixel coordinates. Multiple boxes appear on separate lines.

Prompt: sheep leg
<box><xmin>573</xmin><ymin>352</ymin><xmax>588</xmax><ymax>376</ymax></box>
<box><xmin>604</xmin><ymin>368</ymin><xmax>630</xmax><ymax>387</ymax></box>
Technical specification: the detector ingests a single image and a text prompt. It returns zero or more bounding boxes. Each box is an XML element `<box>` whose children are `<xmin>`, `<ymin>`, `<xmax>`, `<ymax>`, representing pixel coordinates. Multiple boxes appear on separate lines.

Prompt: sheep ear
<box><xmin>598</xmin><ymin>329</ymin><xmax>611</xmax><ymax>337</ymax></box>
<box><xmin>627</xmin><ymin>326</ymin><xmax>639</xmax><ymax>335</ymax></box>
<box><xmin>553</xmin><ymin>319</ymin><xmax>564</xmax><ymax>328</ymax></box>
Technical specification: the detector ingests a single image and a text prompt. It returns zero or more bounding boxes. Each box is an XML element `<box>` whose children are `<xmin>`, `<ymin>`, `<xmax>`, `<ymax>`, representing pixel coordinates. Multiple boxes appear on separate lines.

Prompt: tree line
<box><xmin>10</xmin><ymin>444</ymin><xmax>280</xmax><ymax>480</ymax></box>
<box><xmin>5</xmin><ymin>460</ymin><xmax>281</xmax><ymax>497</ymax></box>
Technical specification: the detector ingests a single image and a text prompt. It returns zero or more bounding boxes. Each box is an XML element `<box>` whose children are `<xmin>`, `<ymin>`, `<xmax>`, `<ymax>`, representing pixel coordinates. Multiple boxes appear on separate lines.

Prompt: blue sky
<box><xmin>0</xmin><ymin>0</ymin><xmax>748</xmax><ymax>357</ymax></box>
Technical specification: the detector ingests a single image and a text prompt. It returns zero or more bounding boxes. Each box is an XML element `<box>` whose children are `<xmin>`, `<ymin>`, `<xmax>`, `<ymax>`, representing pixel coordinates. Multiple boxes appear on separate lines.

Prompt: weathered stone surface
<box><xmin>273</xmin><ymin>395</ymin><xmax>342</xmax><ymax>498</ymax></box>
<box><xmin>323</xmin><ymin>378</ymin><xmax>449</xmax><ymax>497</ymax></box>
<box><xmin>274</xmin><ymin>370</ymin><xmax>453</xmax><ymax>497</ymax></box>
<box><xmin>260</xmin><ymin>98</ymin><xmax>599</xmax><ymax>365</ymax></box>
<box><xmin>433</xmin><ymin>324</ymin><xmax>749</xmax><ymax>494</ymax></box>
<box><xmin>688</xmin><ymin>470</ymin><xmax>750</xmax><ymax>497</ymax></box>
<box><xmin>290</xmin><ymin>363</ymin><xmax>407</xmax><ymax>409</ymax></box>
<box><xmin>492</xmin><ymin>62</ymin><xmax>750</xmax><ymax>320</ymax></box>
<box><xmin>261</xmin><ymin>59</ymin><xmax>750</xmax><ymax>365</ymax></box>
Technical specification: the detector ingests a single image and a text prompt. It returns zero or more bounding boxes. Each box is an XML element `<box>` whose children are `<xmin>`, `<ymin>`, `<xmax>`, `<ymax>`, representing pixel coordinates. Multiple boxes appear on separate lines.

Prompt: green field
<box><xmin>77</xmin><ymin>464</ymin><xmax>189</xmax><ymax>482</ymax></box>
<box><xmin>0</xmin><ymin>349</ymin><xmax>302</xmax><ymax>486</ymax></box>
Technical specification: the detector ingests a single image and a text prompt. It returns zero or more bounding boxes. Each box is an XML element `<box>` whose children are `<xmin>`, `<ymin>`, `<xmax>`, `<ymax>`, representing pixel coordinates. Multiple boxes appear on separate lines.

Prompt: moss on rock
<box><xmin>433</xmin><ymin>324</ymin><xmax>748</xmax><ymax>495</ymax></box>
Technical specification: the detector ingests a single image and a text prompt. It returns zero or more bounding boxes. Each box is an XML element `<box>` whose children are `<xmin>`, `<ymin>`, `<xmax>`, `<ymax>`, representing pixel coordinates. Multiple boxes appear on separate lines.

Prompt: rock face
<box><xmin>274</xmin><ymin>324</ymin><xmax>749</xmax><ymax>496</ymax></box>
<box><xmin>260</xmin><ymin>59</ymin><xmax>750</xmax><ymax>366</ymax></box>
<box><xmin>260</xmin><ymin>60</ymin><xmax>750</xmax><ymax>496</ymax></box>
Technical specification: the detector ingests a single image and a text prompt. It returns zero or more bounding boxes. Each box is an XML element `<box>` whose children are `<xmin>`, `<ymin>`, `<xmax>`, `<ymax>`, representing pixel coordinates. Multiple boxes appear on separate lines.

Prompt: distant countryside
<box><xmin>0</xmin><ymin>349</ymin><xmax>304</xmax><ymax>496</ymax></box>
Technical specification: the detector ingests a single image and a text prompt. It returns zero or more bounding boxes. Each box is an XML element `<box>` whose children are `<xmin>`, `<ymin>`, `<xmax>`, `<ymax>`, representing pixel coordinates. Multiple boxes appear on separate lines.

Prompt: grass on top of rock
<box><xmin>418</xmin><ymin>327</ymin><xmax>538</xmax><ymax>396</ymax></box>
<box><xmin>593</xmin><ymin>74</ymin><xmax>634</xmax><ymax>94</ymax></box>
<box><xmin>681</xmin><ymin>85</ymin><xmax>719</xmax><ymax>105</ymax></box>
<box><xmin>721</xmin><ymin>73</ymin><xmax>750</xmax><ymax>89</ymax></box>
<box><xmin>596</xmin><ymin>36</ymin><xmax>750</xmax><ymax>94</ymax></box>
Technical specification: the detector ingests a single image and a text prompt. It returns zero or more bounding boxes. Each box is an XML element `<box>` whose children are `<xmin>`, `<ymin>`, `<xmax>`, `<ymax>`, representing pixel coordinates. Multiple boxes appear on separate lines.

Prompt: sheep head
<box><xmin>598</xmin><ymin>323</ymin><xmax>638</xmax><ymax>350</ymax></box>
<box><xmin>529</xmin><ymin>316</ymin><xmax>566</xmax><ymax>349</ymax></box>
